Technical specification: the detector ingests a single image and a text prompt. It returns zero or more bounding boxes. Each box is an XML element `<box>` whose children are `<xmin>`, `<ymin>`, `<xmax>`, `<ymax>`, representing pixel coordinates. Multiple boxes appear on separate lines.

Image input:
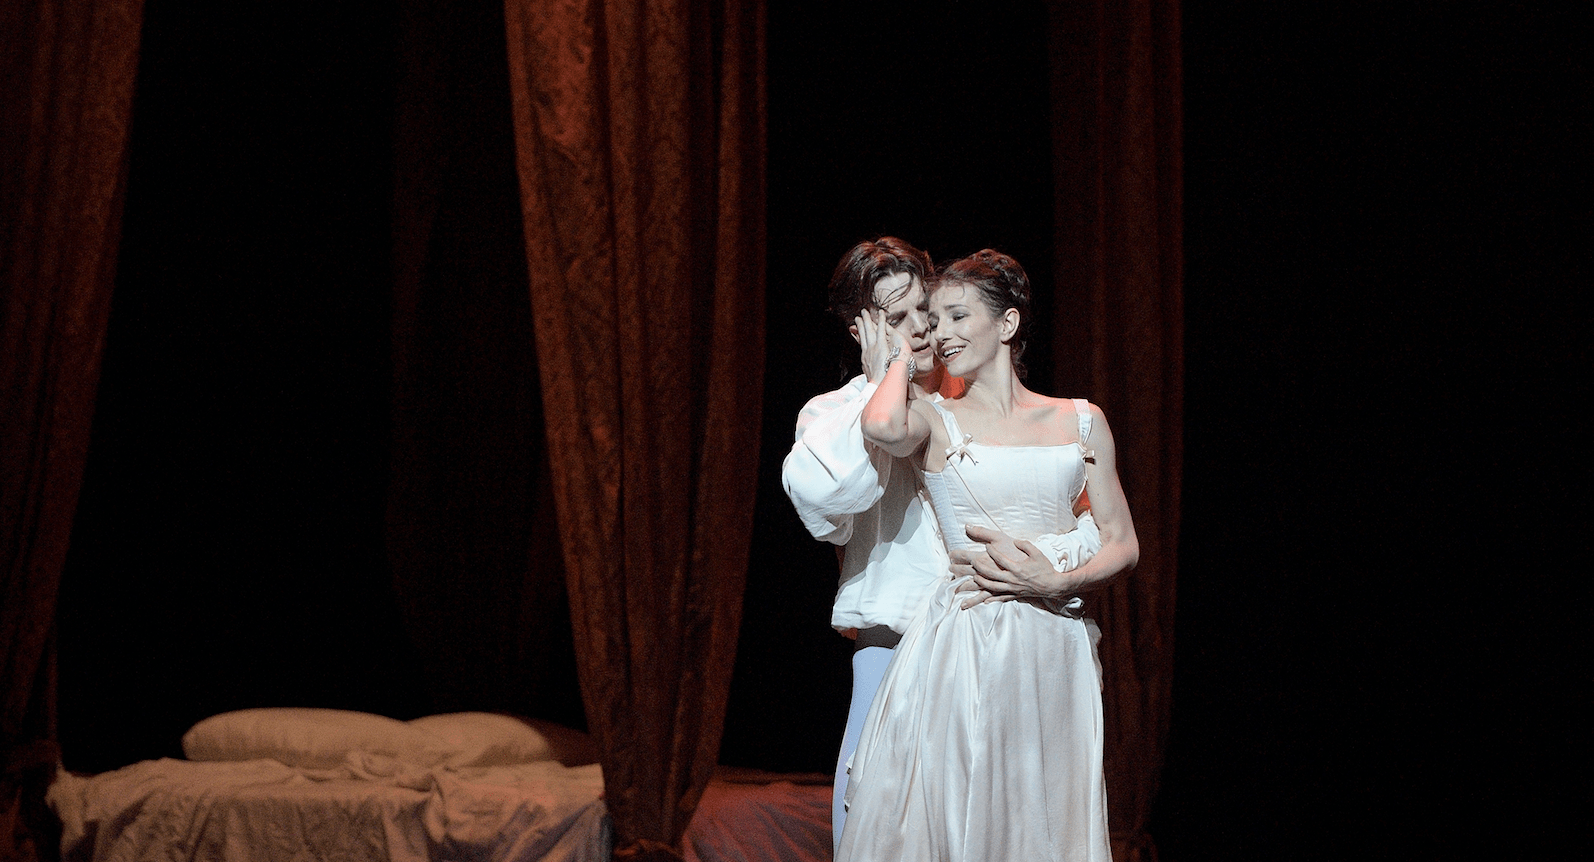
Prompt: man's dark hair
<box><xmin>826</xmin><ymin>237</ymin><xmax>933</xmax><ymax>324</ymax></box>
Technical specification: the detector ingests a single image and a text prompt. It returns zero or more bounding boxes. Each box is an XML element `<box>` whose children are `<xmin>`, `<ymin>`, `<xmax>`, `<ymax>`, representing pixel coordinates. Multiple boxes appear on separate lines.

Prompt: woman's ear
<box><xmin>999</xmin><ymin>308</ymin><xmax>1020</xmax><ymax>342</ymax></box>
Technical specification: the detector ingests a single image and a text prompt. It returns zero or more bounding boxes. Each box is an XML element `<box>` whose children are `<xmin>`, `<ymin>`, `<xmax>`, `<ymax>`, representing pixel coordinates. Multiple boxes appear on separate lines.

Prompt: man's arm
<box><xmin>781</xmin><ymin>379</ymin><xmax>889</xmax><ymax>544</ymax></box>
<box><xmin>960</xmin><ymin>404</ymin><xmax>1138</xmax><ymax>598</ymax></box>
<box><xmin>950</xmin><ymin>515</ymin><xmax>1100</xmax><ymax>577</ymax></box>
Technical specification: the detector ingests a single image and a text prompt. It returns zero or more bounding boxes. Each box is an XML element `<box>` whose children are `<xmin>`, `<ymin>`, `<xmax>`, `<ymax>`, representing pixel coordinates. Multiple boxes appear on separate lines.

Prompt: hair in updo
<box><xmin>826</xmin><ymin>236</ymin><xmax>933</xmax><ymax>324</ymax></box>
<box><xmin>935</xmin><ymin>249</ymin><xmax>1033</xmax><ymax>378</ymax></box>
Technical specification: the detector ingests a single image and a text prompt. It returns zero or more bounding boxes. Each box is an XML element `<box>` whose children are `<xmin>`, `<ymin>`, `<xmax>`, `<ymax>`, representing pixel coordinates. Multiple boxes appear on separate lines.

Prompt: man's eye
<box><xmin>888</xmin><ymin>316</ymin><xmax>904</xmax><ymax>326</ymax></box>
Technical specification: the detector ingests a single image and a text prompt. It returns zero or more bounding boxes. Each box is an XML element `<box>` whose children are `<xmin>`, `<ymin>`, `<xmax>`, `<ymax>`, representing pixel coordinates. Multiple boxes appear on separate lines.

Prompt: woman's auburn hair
<box><xmin>934</xmin><ymin>249</ymin><xmax>1033</xmax><ymax>378</ymax></box>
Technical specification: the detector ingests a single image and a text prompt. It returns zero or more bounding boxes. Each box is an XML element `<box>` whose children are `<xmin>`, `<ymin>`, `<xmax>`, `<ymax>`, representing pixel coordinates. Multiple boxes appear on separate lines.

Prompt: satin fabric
<box><xmin>836</xmin><ymin>401</ymin><xmax>1111</xmax><ymax>862</ymax></box>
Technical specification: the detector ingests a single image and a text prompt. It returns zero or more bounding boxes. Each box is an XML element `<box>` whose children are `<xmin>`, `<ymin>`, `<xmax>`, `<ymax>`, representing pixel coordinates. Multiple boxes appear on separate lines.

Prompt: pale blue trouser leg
<box><xmin>834</xmin><ymin>645</ymin><xmax>894</xmax><ymax>856</ymax></box>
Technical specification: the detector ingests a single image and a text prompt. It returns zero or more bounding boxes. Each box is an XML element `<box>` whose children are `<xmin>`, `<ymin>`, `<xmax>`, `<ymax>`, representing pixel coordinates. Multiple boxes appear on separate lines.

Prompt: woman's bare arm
<box><xmin>858</xmin><ymin>310</ymin><xmax>931</xmax><ymax>458</ymax></box>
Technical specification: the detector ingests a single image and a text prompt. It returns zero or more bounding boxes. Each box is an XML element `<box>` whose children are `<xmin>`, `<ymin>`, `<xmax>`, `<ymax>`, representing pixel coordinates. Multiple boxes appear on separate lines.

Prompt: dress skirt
<box><xmin>836</xmin><ymin>575</ymin><xmax>1112</xmax><ymax>862</ymax></box>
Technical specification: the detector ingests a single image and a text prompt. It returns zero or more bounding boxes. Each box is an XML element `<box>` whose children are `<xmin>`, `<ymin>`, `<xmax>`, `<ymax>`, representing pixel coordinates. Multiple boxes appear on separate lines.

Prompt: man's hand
<box><xmin>954</xmin><ymin>524</ymin><xmax>1066</xmax><ymax>602</ymax></box>
<box><xmin>951</xmin><ymin>525</ymin><xmax>1033</xmax><ymax>607</ymax></box>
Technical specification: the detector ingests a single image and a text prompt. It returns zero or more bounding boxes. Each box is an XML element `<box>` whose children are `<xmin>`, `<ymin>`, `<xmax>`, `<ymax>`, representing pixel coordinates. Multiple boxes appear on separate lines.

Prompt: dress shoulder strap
<box><xmin>929</xmin><ymin>398</ymin><xmax>977</xmax><ymax>465</ymax></box>
<box><xmin>1072</xmin><ymin>398</ymin><xmax>1096</xmax><ymax>462</ymax></box>
<box><xmin>928</xmin><ymin>398</ymin><xmax>965</xmax><ymax>443</ymax></box>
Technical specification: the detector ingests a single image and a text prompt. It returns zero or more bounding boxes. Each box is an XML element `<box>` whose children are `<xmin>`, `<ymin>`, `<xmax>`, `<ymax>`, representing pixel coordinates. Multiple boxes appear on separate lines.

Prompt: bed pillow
<box><xmin>406</xmin><ymin>712</ymin><xmax>556</xmax><ymax>768</ymax></box>
<box><xmin>183</xmin><ymin>708</ymin><xmax>449</xmax><ymax>768</ymax></box>
<box><xmin>523</xmin><ymin>718</ymin><xmax>602</xmax><ymax>767</ymax></box>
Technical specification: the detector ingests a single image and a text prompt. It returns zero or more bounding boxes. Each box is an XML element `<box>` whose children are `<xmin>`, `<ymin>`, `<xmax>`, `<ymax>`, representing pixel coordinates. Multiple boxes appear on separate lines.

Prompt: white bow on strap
<box><xmin>945</xmin><ymin>433</ymin><xmax>978</xmax><ymax>465</ymax></box>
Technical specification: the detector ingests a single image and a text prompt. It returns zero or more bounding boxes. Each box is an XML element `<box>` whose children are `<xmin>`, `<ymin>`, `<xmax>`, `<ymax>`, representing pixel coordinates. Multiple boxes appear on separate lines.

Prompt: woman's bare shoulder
<box><xmin>1026</xmin><ymin>393</ymin><xmax>1085</xmax><ymax>419</ymax></box>
<box><xmin>1041</xmin><ymin>395</ymin><xmax>1106</xmax><ymax>419</ymax></box>
<box><xmin>1030</xmin><ymin>395</ymin><xmax>1107</xmax><ymax>445</ymax></box>
<box><xmin>908</xmin><ymin>397</ymin><xmax>943</xmax><ymax>435</ymax></box>
<box><xmin>908</xmin><ymin>398</ymin><xmax>948</xmax><ymax>469</ymax></box>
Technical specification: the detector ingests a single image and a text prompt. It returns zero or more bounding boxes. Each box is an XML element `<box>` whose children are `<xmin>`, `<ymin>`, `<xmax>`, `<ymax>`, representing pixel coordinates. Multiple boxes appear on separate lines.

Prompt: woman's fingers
<box><xmin>959</xmin><ymin>589</ymin><xmax>993</xmax><ymax>609</ymax></box>
<box><xmin>857</xmin><ymin>310</ymin><xmax>884</xmax><ymax>379</ymax></box>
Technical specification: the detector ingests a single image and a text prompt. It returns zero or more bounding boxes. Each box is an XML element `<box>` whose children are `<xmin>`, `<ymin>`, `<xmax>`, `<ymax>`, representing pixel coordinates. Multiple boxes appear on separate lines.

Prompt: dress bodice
<box><xmin>920</xmin><ymin>398</ymin><xmax>1091</xmax><ymax>551</ymax></box>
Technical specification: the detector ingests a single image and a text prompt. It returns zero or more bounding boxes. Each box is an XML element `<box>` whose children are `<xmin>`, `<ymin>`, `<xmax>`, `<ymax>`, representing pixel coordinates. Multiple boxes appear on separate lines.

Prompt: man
<box><xmin>781</xmin><ymin>237</ymin><xmax>950</xmax><ymax>849</ymax></box>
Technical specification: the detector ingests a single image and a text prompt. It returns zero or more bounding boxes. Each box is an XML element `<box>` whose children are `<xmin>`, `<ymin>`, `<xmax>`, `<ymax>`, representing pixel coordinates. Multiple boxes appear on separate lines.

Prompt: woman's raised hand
<box><xmin>855</xmin><ymin>308</ymin><xmax>902</xmax><ymax>383</ymax></box>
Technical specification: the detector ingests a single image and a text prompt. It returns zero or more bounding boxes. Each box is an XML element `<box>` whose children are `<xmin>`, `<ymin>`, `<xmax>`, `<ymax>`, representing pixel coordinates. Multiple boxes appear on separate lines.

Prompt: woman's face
<box><xmin>871</xmin><ymin>272</ymin><xmax>934</xmax><ymax>371</ymax></box>
<box><xmin>930</xmin><ymin>281</ymin><xmax>1013</xmax><ymax>378</ymax></box>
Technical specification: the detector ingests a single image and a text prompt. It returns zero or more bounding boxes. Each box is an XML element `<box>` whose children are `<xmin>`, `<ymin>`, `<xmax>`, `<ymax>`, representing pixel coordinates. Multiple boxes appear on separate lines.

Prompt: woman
<box><xmin>838</xmin><ymin>250</ymin><xmax>1138</xmax><ymax>862</ymax></box>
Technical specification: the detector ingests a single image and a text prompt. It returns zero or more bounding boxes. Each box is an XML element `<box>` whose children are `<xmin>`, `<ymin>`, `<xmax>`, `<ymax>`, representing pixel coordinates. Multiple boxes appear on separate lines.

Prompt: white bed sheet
<box><xmin>48</xmin><ymin>754</ymin><xmax>610</xmax><ymax>862</ymax></box>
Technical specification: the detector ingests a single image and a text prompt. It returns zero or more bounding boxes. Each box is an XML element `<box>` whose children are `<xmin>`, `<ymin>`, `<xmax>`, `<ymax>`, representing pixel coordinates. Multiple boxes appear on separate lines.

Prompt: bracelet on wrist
<box><xmin>884</xmin><ymin>353</ymin><xmax>916</xmax><ymax>380</ymax></box>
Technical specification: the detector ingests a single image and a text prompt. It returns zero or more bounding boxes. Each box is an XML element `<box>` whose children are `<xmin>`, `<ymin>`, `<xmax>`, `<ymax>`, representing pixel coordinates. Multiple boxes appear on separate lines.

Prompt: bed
<box><xmin>46</xmin><ymin>708</ymin><xmax>832</xmax><ymax>862</ymax></box>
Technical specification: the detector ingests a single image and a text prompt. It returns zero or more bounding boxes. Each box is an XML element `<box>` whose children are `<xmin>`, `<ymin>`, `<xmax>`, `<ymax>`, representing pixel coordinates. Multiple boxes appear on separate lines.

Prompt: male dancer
<box><xmin>781</xmin><ymin>237</ymin><xmax>949</xmax><ymax>850</ymax></box>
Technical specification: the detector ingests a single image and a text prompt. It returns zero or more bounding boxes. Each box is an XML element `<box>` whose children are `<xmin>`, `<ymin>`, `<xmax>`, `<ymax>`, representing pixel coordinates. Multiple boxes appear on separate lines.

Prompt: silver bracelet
<box><xmin>885</xmin><ymin>352</ymin><xmax>916</xmax><ymax>380</ymax></box>
<box><xmin>883</xmin><ymin>346</ymin><xmax>900</xmax><ymax>377</ymax></box>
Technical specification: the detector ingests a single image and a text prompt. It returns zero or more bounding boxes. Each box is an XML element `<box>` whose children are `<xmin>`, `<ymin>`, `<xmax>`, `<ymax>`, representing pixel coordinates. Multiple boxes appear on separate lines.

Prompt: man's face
<box><xmin>871</xmin><ymin>272</ymin><xmax>934</xmax><ymax>372</ymax></box>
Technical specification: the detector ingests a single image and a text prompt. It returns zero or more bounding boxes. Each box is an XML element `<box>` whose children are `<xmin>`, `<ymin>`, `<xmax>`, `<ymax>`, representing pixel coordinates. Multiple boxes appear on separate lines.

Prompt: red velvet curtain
<box><xmin>1048</xmin><ymin>2</ymin><xmax>1183</xmax><ymax>860</ymax></box>
<box><xmin>0</xmin><ymin>1</ymin><xmax>145</xmax><ymax>859</ymax></box>
<box><xmin>502</xmin><ymin>1</ymin><xmax>766</xmax><ymax>858</ymax></box>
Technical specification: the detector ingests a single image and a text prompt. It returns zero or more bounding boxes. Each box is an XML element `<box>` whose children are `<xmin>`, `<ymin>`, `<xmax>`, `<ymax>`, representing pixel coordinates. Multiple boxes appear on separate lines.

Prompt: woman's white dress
<box><xmin>836</xmin><ymin>398</ymin><xmax>1112</xmax><ymax>862</ymax></box>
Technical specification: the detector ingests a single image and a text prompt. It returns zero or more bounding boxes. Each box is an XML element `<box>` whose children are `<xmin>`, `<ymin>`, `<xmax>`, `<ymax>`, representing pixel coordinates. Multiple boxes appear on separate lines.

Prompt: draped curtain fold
<box><xmin>0</xmin><ymin>1</ymin><xmax>145</xmax><ymax>859</ymax></box>
<box><xmin>1048</xmin><ymin>1</ymin><xmax>1183</xmax><ymax>860</ymax></box>
<box><xmin>502</xmin><ymin>1</ymin><xmax>766</xmax><ymax>857</ymax></box>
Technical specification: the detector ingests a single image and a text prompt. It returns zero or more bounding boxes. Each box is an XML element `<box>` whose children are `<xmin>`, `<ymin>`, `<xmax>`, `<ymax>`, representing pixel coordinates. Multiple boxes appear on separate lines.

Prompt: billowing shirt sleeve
<box><xmin>781</xmin><ymin>379</ymin><xmax>890</xmax><ymax>545</ymax></box>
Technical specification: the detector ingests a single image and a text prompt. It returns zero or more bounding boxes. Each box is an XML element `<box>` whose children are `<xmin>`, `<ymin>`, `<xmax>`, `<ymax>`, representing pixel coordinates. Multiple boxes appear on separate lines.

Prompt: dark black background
<box><xmin>57</xmin><ymin>1</ymin><xmax>1584</xmax><ymax>859</ymax></box>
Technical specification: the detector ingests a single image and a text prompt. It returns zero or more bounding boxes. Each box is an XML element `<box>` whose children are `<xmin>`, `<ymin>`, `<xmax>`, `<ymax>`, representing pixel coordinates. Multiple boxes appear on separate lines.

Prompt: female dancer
<box><xmin>839</xmin><ymin>249</ymin><xmax>1138</xmax><ymax>861</ymax></box>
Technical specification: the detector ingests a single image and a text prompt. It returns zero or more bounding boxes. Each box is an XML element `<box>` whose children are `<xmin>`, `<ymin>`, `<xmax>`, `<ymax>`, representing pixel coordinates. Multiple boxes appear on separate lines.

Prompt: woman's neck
<box><xmin>957</xmin><ymin>362</ymin><xmax>1027</xmax><ymax>416</ymax></box>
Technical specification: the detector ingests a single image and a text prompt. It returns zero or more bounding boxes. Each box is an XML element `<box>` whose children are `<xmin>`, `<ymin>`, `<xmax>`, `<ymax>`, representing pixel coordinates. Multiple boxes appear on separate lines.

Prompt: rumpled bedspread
<box><xmin>47</xmin><ymin>754</ymin><xmax>609</xmax><ymax>862</ymax></box>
